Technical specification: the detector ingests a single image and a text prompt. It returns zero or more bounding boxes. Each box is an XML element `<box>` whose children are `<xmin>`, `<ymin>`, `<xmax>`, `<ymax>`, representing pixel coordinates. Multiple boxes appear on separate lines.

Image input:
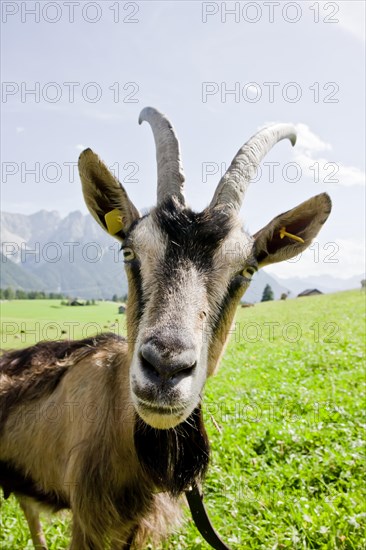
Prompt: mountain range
<box><xmin>0</xmin><ymin>211</ymin><xmax>127</xmax><ymax>299</ymax></box>
<box><xmin>0</xmin><ymin>211</ymin><xmax>363</xmax><ymax>301</ymax></box>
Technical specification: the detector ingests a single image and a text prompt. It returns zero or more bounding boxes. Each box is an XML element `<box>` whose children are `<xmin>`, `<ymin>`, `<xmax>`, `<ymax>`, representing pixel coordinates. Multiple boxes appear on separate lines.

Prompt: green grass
<box><xmin>0</xmin><ymin>299</ymin><xmax>127</xmax><ymax>347</ymax></box>
<box><xmin>1</xmin><ymin>291</ymin><xmax>365</xmax><ymax>549</ymax></box>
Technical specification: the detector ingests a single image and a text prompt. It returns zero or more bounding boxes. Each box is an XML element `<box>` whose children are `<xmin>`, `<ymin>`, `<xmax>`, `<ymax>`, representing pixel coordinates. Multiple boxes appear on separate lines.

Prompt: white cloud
<box><xmin>294</xmin><ymin>153</ymin><xmax>365</xmax><ymax>187</ymax></box>
<box><xmin>75</xmin><ymin>144</ymin><xmax>86</xmax><ymax>151</ymax></box>
<box><xmin>265</xmin><ymin>238</ymin><xmax>366</xmax><ymax>279</ymax></box>
<box><xmin>16</xmin><ymin>126</ymin><xmax>25</xmax><ymax>133</ymax></box>
<box><xmin>295</xmin><ymin>123</ymin><xmax>331</xmax><ymax>153</ymax></box>
<box><xmin>293</xmin><ymin>124</ymin><xmax>365</xmax><ymax>187</ymax></box>
<box><xmin>336</xmin><ymin>163</ymin><xmax>366</xmax><ymax>186</ymax></box>
<box><xmin>337</xmin><ymin>1</ymin><xmax>365</xmax><ymax>43</ymax></box>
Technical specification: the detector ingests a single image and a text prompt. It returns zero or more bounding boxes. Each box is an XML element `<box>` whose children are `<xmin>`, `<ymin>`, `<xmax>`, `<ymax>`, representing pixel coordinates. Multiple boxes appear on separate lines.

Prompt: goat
<box><xmin>0</xmin><ymin>107</ymin><xmax>332</xmax><ymax>549</ymax></box>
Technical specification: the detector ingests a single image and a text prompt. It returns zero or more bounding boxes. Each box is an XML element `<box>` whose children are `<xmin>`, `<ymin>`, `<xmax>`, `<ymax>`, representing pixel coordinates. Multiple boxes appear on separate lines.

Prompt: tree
<box><xmin>3</xmin><ymin>287</ymin><xmax>15</xmax><ymax>300</ymax></box>
<box><xmin>261</xmin><ymin>284</ymin><xmax>274</xmax><ymax>302</ymax></box>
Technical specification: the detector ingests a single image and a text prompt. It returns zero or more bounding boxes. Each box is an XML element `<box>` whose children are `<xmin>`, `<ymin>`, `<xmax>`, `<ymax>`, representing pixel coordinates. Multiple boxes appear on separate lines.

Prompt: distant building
<box><xmin>69</xmin><ymin>298</ymin><xmax>86</xmax><ymax>306</ymax></box>
<box><xmin>118</xmin><ymin>304</ymin><xmax>127</xmax><ymax>314</ymax></box>
<box><xmin>297</xmin><ymin>289</ymin><xmax>323</xmax><ymax>297</ymax></box>
<box><xmin>241</xmin><ymin>302</ymin><xmax>254</xmax><ymax>308</ymax></box>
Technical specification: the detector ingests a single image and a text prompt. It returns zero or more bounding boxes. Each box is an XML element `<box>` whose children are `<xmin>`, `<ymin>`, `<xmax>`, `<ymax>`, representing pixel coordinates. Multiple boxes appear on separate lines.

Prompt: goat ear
<box><xmin>253</xmin><ymin>193</ymin><xmax>332</xmax><ymax>267</ymax></box>
<box><xmin>78</xmin><ymin>148</ymin><xmax>140</xmax><ymax>240</ymax></box>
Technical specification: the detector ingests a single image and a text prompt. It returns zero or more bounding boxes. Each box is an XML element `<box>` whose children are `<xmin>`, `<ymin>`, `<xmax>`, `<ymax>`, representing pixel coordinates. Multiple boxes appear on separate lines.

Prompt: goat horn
<box><xmin>210</xmin><ymin>124</ymin><xmax>297</xmax><ymax>212</ymax></box>
<box><xmin>139</xmin><ymin>107</ymin><xmax>186</xmax><ymax>206</ymax></box>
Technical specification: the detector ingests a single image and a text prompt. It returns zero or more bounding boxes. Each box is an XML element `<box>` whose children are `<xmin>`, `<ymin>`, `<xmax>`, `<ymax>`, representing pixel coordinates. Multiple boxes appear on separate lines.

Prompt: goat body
<box><xmin>0</xmin><ymin>107</ymin><xmax>331</xmax><ymax>549</ymax></box>
<box><xmin>0</xmin><ymin>334</ymin><xmax>208</xmax><ymax>548</ymax></box>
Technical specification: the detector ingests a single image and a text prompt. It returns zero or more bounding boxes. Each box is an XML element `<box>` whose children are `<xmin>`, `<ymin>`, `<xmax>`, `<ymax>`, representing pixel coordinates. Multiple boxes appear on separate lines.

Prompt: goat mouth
<box><xmin>133</xmin><ymin>395</ymin><xmax>192</xmax><ymax>428</ymax></box>
<box><xmin>135</xmin><ymin>397</ymin><xmax>187</xmax><ymax>416</ymax></box>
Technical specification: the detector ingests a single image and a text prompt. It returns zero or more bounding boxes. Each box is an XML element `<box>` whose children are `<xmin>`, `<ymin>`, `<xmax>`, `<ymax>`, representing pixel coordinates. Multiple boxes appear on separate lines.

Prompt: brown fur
<box><xmin>0</xmin><ymin>334</ymin><xmax>206</xmax><ymax>548</ymax></box>
<box><xmin>0</xmin><ymin>334</ymin><xmax>120</xmax><ymax>430</ymax></box>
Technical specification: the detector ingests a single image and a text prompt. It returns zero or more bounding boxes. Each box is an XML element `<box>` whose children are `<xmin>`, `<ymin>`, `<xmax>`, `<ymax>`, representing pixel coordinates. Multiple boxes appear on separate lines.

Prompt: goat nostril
<box><xmin>139</xmin><ymin>352</ymin><xmax>160</xmax><ymax>379</ymax></box>
<box><xmin>177</xmin><ymin>362</ymin><xmax>196</xmax><ymax>378</ymax></box>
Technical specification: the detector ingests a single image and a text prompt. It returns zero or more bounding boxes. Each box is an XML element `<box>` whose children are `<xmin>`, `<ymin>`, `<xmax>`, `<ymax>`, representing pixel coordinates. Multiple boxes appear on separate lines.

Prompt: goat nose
<box><xmin>139</xmin><ymin>342</ymin><xmax>197</xmax><ymax>382</ymax></box>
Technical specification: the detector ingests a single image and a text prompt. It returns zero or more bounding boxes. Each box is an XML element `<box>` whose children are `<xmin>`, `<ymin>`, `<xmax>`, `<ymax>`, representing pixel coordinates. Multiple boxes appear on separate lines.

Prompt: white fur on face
<box><xmin>126</xmin><ymin>214</ymin><xmax>254</xmax><ymax>429</ymax></box>
<box><xmin>210</xmin><ymin>222</ymin><xmax>254</xmax><ymax>307</ymax></box>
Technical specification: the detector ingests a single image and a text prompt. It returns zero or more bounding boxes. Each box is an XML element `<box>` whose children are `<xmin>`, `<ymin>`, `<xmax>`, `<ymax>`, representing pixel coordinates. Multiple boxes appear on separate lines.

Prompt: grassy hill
<box><xmin>0</xmin><ymin>290</ymin><xmax>365</xmax><ymax>549</ymax></box>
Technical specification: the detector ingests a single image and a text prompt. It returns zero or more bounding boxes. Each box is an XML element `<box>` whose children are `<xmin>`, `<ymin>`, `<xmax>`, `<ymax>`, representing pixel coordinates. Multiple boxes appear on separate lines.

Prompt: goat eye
<box><xmin>123</xmin><ymin>247</ymin><xmax>135</xmax><ymax>262</ymax></box>
<box><xmin>241</xmin><ymin>266</ymin><xmax>256</xmax><ymax>280</ymax></box>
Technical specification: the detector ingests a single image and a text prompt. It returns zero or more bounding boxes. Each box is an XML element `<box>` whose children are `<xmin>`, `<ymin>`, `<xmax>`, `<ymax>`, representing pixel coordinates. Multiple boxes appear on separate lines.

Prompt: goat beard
<box><xmin>134</xmin><ymin>406</ymin><xmax>210</xmax><ymax>496</ymax></box>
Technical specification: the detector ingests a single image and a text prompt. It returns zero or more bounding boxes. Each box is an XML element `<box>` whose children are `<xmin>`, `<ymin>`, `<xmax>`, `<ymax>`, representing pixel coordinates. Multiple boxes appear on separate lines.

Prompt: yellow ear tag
<box><xmin>105</xmin><ymin>209</ymin><xmax>123</xmax><ymax>235</ymax></box>
<box><xmin>279</xmin><ymin>226</ymin><xmax>305</xmax><ymax>244</ymax></box>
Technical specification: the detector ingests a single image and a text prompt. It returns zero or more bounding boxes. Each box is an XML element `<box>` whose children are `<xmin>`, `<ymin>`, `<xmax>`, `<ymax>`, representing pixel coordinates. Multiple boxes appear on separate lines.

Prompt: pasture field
<box><xmin>0</xmin><ymin>300</ymin><xmax>127</xmax><ymax>347</ymax></box>
<box><xmin>0</xmin><ymin>290</ymin><xmax>365</xmax><ymax>549</ymax></box>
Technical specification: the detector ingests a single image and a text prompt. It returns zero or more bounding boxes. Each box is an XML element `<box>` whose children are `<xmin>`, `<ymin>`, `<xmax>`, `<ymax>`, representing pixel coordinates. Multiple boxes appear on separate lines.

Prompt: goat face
<box><xmin>79</xmin><ymin>107</ymin><xmax>332</xmax><ymax>429</ymax></box>
<box><xmin>124</xmin><ymin>200</ymin><xmax>254</xmax><ymax>428</ymax></box>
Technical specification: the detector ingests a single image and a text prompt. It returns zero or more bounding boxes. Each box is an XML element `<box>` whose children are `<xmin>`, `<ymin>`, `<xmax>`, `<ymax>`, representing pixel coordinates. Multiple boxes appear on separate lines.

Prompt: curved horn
<box><xmin>139</xmin><ymin>107</ymin><xmax>185</xmax><ymax>206</ymax></box>
<box><xmin>210</xmin><ymin>124</ymin><xmax>297</xmax><ymax>212</ymax></box>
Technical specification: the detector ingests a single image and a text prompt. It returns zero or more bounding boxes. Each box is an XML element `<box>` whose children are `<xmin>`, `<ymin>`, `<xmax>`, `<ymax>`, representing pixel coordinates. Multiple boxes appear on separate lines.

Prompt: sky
<box><xmin>1</xmin><ymin>0</ymin><xmax>365</xmax><ymax>280</ymax></box>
